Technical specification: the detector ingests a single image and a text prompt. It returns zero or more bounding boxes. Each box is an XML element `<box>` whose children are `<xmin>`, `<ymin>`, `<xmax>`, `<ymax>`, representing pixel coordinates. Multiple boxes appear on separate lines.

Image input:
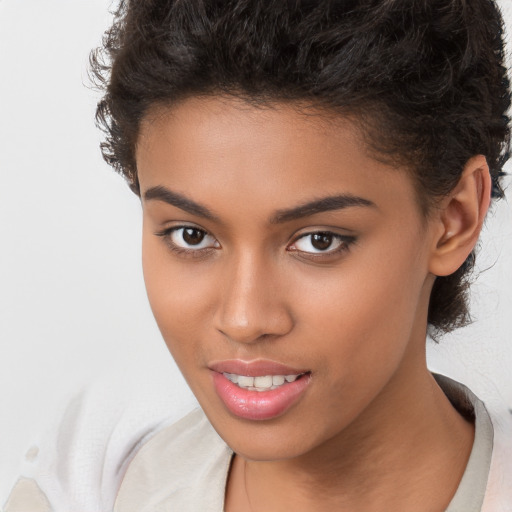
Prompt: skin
<box><xmin>136</xmin><ymin>96</ymin><xmax>490</xmax><ymax>511</ymax></box>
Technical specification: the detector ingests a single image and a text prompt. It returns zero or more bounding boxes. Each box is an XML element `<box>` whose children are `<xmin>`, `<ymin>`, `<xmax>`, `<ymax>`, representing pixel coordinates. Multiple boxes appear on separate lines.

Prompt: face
<box><xmin>137</xmin><ymin>96</ymin><xmax>437</xmax><ymax>461</ymax></box>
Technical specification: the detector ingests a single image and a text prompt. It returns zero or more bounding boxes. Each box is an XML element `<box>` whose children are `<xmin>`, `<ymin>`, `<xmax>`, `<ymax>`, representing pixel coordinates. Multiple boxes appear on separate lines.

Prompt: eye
<box><xmin>289</xmin><ymin>232</ymin><xmax>354</xmax><ymax>255</ymax></box>
<box><xmin>156</xmin><ymin>226</ymin><xmax>220</xmax><ymax>253</ymax></box>
<box><xmin>170</xmin><ymin>227</ymin><xmax>218</xmax><ymax>249</ymax></box>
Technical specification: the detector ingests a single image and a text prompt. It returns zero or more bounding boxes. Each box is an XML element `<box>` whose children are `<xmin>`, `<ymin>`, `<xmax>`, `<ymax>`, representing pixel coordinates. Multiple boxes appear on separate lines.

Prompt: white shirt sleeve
<box><xmin>2</xmin><ymin>372</ymin><xmax>197</xmax><ymax>512</ymax></box>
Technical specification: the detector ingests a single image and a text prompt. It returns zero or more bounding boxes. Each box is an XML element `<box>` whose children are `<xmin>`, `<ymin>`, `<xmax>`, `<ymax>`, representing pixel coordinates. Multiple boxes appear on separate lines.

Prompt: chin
<box><xmin>204</xmin><ymin>407</ymin><xmax>327</xmax><ymax>462</ymax></box>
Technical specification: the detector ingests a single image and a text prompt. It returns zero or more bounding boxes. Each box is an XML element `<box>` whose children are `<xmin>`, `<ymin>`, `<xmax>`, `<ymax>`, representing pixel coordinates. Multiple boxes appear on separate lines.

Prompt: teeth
<box><xmin>237</xmin><ymin>375</ymin><xmax>254</xmax><ymax>387</ymax></box>
<box><xmin>272</xmin><ymin>375</ymin><xmax>285</xmax><ymax>386</ymax></box>
<box><xmin>254</xmin><ymin>376</ymin><xmax>273</xmax><ymax>389</ymax></box>
<box><xmin>223</xmin><ymin>372</ymin><xmax>303</xmax><ymax>390</ymax></box>
<box><xmin>228</xmin><ymin>373</ymin><xmax>238</xmax><ymax>384</ymax></box>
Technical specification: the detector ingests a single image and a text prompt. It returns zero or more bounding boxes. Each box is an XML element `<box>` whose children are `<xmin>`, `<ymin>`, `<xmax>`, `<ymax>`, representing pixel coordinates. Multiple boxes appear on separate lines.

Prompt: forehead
<box><xmin>138</xmin><ymin>96</ymin><xmax>354</xmax><ymax>162</ymax></box>
<box><xmin>136</xmin><ymin>96</ymin><xmax>420</xmax><ymax>220</ymax></box>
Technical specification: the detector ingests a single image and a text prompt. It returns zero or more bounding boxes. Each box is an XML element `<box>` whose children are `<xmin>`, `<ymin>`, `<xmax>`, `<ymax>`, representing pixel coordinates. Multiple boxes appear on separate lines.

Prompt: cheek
<box><xmin>142</xmin><ymin>235</ymin><xmax>215</xmax><ymax>359</ymax></box>
<box><xmin>295</xmin><ymin>238</ymin><xmax>427</xmax><ymax>378</ymax></box>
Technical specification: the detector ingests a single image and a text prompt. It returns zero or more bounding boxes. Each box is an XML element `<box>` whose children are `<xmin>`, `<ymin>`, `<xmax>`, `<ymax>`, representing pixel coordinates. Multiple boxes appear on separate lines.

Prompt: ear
<box><xmin>428</xmin><ymin>155</ymin><xmax>492</xmax><ymax>277</ymax></box>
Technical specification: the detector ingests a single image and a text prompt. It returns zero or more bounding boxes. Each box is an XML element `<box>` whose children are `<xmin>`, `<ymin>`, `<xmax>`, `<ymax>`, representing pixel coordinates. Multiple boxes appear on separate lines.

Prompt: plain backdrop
<box><xmin>0</xmin><ymin>0</ymin><xmax>511</xmax><ymax>500</ymax></box>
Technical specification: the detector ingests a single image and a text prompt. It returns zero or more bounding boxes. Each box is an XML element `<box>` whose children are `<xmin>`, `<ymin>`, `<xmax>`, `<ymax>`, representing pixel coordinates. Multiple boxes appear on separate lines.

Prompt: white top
<box><xmin>4</xmin><ymin>374</ymin><xmax>512</xmax><ymax>511</ymax></box>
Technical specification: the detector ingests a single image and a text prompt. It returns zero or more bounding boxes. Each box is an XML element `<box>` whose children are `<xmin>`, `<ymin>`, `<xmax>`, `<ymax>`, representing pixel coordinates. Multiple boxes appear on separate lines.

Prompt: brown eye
<box><xmin>167</xmin><ymin>227</ymin><xmax>219</xmax><ymax>250</ymax></box>
<box><xmin>290</xmin><ymin>231</ymin><xmax>354</xmax><ymax>255</ymax></box>
<box><xmin>311</xmin><ymin>233</ymin><xmax>334</xmax><ymax>251</ymax></box>
<box><xmin>183</xmin><ymin>228</ymin><xmax>205</xmax><ymax>245</ymax></box>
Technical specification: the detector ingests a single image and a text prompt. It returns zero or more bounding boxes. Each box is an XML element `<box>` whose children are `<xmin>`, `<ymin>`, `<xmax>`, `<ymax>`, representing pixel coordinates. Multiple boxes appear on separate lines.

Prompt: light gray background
<box><xmin>0</xmin><ymin>0</ymin><xmax>511</xmax><ymax>500</ymax></box>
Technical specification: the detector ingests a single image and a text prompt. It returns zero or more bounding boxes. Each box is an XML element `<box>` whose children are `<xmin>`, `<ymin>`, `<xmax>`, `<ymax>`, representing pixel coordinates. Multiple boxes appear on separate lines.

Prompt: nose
<box><xmin>213</xmin><ymin>252</ymin><xmax>293</xmax><ymax>345</ymax></box>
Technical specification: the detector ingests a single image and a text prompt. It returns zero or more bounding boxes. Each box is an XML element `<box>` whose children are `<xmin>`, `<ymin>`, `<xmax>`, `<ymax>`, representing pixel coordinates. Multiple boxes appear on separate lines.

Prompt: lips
<box><xmin>209</xmin><ymin>359</ymin><xmax>310</xmax><ymax>377</ymax></box>
<box><xmin>209</xmin><ymin>359</ymin><xmax>312</xmax><ymax>421</ymax></box>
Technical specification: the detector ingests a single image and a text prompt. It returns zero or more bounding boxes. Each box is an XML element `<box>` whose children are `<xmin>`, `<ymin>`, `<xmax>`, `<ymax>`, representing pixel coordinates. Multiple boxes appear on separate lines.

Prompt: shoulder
<box><xmin>483</xmin><ymin>406</ymin><xmax>512</xmax><ymax>512</ymax></box>
<box><xmin>3</xmin><ymin>373</ymin><xmax>197</xmax><ymax>512</ymax></box>
<box><xmin>433</xmin><ymin>373</ymin><xmax>512</xmax><ymax>512</ymax></box>
<box><xmin>114</xmin><ymin>408</ymin><xmax>233</xmax><ymax>512</ymax></box>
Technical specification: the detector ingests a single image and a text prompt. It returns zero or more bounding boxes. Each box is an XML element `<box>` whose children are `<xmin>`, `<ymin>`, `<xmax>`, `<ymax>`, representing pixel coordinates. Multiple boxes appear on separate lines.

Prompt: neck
<box><xmin>227</xmin><ymin>362</ymin><xmax>474</xmax><ymax>512</ymax></box>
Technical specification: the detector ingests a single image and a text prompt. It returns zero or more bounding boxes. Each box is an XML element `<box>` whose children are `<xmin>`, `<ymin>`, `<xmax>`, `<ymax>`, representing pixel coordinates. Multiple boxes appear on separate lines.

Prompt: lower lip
<box><xmin>212</xmin><ymin>371</ymin><xmax>311</xmax><ymax>421</ymax></box>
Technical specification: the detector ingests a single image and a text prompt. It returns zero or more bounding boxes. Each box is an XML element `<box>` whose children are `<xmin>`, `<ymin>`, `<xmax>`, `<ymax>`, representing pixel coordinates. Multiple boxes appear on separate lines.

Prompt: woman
<box><xmin>6</xmin><ymin>0</ymin><xmax>512</xmax><ymax>510</ymax></box>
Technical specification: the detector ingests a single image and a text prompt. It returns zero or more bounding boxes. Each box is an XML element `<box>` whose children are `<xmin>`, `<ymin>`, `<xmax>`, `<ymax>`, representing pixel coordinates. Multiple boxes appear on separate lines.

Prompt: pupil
<box><xmin>311</xmin><ymin>233</ymin><xmax>333</xmax><ymax>251</ymax></box>
<box><xmin>183</xmin><ymin>228</ymin><xmax>205</xmax><ymax>245</ymax></box>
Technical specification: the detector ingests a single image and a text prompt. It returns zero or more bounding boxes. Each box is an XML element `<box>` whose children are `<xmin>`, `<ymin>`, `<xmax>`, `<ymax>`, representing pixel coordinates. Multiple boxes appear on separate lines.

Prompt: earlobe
<box><xmin>429</xmin><ymin>155</ymin><xmax>491</xmax><ymax>277</ymax></box>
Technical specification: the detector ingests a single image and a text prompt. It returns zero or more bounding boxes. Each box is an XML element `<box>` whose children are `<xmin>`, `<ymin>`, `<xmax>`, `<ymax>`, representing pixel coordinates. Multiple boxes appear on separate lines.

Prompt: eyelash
<box><xmin>155</xmin><ymin>226</ymin><xmax>220</xmax><ymax>259</ymax></box>
<box><xmin>154</xmin><ymin>226</ymin><xmax>356</xmax><ymax>260</ymax></box>
<box><xmin>288</xmin><ymin>231</ymin><xmax>356</xmax><ymax>261</ymax></box>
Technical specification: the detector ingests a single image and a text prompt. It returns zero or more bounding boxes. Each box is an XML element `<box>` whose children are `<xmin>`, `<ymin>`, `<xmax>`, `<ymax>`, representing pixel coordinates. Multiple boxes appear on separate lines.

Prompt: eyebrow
<box><xmin>144</xmin><ymin>186</ymin><xmax>218</xmax><ymax>221</ymax></box>
<box><xmin>270</xmin><ymin>194</ymin><xmax>375</xmax><ymax>224</ymax></box>
<box><xmin>144</xmin><ymin>185</ymin><xmax>375</xmax><ymax>223</ymax></box>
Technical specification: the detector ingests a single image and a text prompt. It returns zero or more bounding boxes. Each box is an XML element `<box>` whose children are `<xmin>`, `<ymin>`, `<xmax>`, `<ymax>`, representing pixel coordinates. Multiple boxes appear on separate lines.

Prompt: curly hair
<box><xmin>90</xmin><ymin>0</ymin><xmax>511</xmax><ymax>337</ymax></box>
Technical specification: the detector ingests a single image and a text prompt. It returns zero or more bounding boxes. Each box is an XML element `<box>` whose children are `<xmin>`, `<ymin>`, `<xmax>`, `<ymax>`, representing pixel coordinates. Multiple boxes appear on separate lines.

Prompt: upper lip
<box><xmin>209</xmin><ymin>359</ymin><xmax>310</xmax><ymax>377</ymax></box>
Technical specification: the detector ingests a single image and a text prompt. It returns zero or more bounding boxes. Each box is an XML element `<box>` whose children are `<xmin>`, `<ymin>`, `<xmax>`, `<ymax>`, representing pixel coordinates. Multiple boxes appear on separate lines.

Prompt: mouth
<box><xmin>222</xmin><ymin>372</ymin><xmax>307</xmax><ymax>391</ymax></box>
<box><xmin>209</xmin><ymin>360</ymin><xmax>312</xmax><ymax>421</ymax></box>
